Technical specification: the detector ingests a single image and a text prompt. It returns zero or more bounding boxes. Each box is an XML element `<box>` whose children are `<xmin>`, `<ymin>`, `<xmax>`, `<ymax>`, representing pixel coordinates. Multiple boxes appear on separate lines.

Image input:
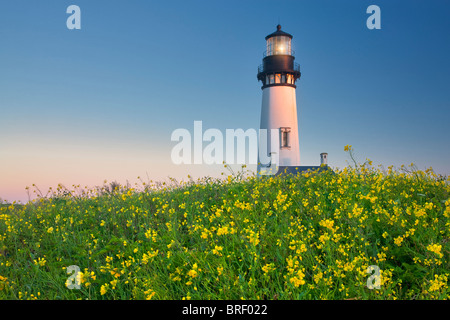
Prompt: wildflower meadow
<box><xmin>0</xmin><ymin>148</ymin><xmax>449</xmax><ymax>300</ymax></box>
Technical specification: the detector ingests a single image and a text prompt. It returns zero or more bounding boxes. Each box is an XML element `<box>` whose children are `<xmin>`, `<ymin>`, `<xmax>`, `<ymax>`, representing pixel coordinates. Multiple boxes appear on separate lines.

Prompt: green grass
<box><xmin>0</xmin><ymin>162</ymin><xmax>449</xmax><ymax>300</ymax></box>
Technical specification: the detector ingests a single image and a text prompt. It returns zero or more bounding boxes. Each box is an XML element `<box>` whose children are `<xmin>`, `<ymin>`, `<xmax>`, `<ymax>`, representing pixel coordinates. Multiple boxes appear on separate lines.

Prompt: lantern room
<box><xmin>265</xmin><ymin>25</ymin><xmax>293</xmax><ymax>56</ymax></box>
<box><xmin>257</xmin><ymin>25</ymin><xmax>301</xmax><ymax>89</ymax></box>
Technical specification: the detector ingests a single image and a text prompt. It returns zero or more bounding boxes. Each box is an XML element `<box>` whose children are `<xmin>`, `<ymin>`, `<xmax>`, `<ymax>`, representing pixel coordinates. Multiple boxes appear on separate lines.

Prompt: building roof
<box><xmin>265</xmin><ymin>25</ymin><xmax>293</xmax><ymax>40</ymax></box>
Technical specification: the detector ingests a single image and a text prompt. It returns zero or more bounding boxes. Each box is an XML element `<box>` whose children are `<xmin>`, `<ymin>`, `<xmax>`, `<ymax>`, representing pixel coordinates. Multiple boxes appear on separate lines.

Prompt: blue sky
<box><xmin>0</xmin><ymin>0</ymin><xmax>449</xmax><ymax>202</ymax></box>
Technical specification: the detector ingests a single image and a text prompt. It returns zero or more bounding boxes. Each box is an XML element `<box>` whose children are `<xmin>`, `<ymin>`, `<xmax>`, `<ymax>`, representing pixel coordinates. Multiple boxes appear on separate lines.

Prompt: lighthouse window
<box><xmin>267</xmin><ymin>38</ymin><xmax>273</xmax><ymax>56</ymax></box>
<box><xmin>286</xmin><ymin>74</ymin><xmax>293</xmax><ymax>84</ymax></box>
<box><xmin>267</xmin><ymin>36</ymin><xmax>291</xmax><ymax>56</ymax></box>
<box><xmin>269</xmin><ymin>74</ymin><xmax>274</xmax><ymax>84</ymax></box>
<box><xmin>275</xmin><ymin>36</ymin><xmax>289</xmax><ymax>55</ymax></box>
<box><xmin>280</xmin><ymin>127</ymin><xmax>291</xmax><ymax>149</ymax></box>
<box><xmin>267</xmin><ymin>41</ymin><xmax>273</xmax><ymax>56</ymax></box>
<box><xmin>275</xmin><ymin>74</ymin><xmax>281</xmax><ymax>83</ymax></box>
<box><xmin>281</xmin><ymin>74</ymin><xmax>286</xmax><ymax>83</ymax></box>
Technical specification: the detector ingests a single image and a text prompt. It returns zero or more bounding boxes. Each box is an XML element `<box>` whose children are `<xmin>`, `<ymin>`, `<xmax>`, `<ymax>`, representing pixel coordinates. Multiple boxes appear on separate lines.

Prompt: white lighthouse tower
<box><xmin>257</xmin><ymin>25</ymin><xmax>301</xmax><ymax>175</ymax></box>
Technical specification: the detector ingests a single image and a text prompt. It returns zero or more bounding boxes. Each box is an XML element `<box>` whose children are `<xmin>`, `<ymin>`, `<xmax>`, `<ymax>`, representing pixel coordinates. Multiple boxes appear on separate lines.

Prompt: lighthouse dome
<box><xmin>265</xmin><ymin>25</ymin><xmax>293</xmax><ymax>40</ymax></box>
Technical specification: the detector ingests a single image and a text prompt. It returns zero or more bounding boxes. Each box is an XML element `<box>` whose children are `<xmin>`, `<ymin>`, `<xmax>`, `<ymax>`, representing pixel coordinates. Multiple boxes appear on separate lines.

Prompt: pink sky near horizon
<box><xmin>0</xmin><ymin>137</ymin><xmax>251</xmax><ymax>203</ymax></box>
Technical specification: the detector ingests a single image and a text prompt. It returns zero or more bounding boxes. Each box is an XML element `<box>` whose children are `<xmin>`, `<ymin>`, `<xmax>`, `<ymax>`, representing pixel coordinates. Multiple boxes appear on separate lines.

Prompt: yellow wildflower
<box><xmin>427</xmin><ymin>243</ymin><xmax>443</xmax><ymax>258</ymax></box>
<box><xmin>212</xmin><ymin>245</ymin><xmax>223</xmax><ymax>255</ymax></box>
<box><xmin>394</xmin><ymin>236</ymin><xmax>404</xmax><ymax>246</ymax></box>
<box><xmin>100</xmin><ymin>284</ymin><xmax>108</xmax><ymax>295</ymax></box>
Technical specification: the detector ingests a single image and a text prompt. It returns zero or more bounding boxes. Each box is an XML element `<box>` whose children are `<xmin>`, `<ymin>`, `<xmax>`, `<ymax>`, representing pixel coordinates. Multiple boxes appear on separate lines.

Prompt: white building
<box><xmin>257</xmin><ymin>25</ymin><xmax>328</xmax><ymax>176</ymax></box>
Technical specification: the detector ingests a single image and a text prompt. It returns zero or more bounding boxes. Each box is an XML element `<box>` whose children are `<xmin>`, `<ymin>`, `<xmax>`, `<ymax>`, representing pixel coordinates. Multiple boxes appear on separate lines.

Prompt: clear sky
<box><xmin>1</xmin><ymin>0</ymin><xmax>449</xmax><ymax>203</ymax></box>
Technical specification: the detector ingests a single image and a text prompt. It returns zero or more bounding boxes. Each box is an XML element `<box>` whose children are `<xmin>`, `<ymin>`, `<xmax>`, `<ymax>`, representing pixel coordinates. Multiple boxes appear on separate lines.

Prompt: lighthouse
<box><xmin>257</xmin><ymin>25</ymin><xmax>301</xmax><ymax>175</ymax></box>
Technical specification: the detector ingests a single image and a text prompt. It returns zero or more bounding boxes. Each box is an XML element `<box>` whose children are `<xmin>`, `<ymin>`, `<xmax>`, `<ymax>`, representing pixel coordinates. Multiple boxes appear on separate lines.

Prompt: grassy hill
<box><xmin>0</xmin><ymin>163</ymin><xmax>449</xmax><ymax>300</ymax></box>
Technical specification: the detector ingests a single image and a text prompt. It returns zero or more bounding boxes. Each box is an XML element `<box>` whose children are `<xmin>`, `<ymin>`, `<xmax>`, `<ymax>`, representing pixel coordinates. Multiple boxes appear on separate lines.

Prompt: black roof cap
<box><xmin>265</xmin><ymin>24</ymin><xmax>293</xmax><ymax>40</ymax></box>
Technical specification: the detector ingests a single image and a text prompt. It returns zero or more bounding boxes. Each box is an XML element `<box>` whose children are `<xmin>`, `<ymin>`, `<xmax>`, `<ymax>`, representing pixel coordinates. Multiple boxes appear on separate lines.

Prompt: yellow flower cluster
<box><xmin>261</xmin><ymin>263</ymin><xmax>276</xmax><ymax>275</ymax></box>
<box><xmin>427</xmin><ymin>243</ymin><xmax>443</xmax><ymax>259</ymax></box>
